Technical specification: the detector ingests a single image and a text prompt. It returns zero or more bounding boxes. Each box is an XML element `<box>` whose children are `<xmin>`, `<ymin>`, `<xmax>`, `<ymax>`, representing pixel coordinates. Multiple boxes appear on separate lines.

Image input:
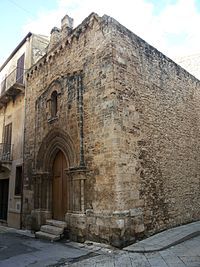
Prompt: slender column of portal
<box><xmin>46</xmin><ymin>177</ymin><xmax>49</xmax><ymax>210</ymax></box>
<box><xmin>34</xmin><ymin>172</ymin><xmax>51</xmax><ymax>210</ymax></box>
<box><xmin>48</xmin><ymin>174</ymin><xmax>53</xmax><ymax>212</ymax></box>
<box><xmin>33</xmin><ymin>174</ymin><xmax>39</xmax><ymax>209</ymax></box>
<box><xmin>38</xmin><ymin>175</ymin><xmax>42</xmax><ymax>209</ymax></box>
<box><xmin>46</xmin><ymin>174</ymin><xmax>52</xmax><ymax>210</ymax></box>
<box><xmin>81</xmin><ymin>179</ymin><xmax>85</xmax><ymax>212</ymax></box>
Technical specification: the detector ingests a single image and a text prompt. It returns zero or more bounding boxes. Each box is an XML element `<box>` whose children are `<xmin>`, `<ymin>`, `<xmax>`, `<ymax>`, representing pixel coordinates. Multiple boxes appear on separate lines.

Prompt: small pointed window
<box><xmin>51</xmin><ymin>91</ymin><xmax>58</xmax><ymax>117</ymax></box>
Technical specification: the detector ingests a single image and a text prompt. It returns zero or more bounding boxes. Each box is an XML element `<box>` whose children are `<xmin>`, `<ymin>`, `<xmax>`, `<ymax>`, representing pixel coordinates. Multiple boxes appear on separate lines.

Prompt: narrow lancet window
<box><xmin>51</xmin><ymin>91</ymin><xmax>58</xmax><ymax>117</ymax></box>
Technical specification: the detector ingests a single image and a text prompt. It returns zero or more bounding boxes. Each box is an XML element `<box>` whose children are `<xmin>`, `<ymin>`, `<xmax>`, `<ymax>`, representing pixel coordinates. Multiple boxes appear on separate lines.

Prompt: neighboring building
<box><xmin>175</xmin><ymin>53</ymin><xmax>200</xmax><ymax>80</ymax></box>
<box><xmin>23</xmin><ymin>13</ymin><xmax>200</xmax><ymax>247</ymax></box>
<box><xmin>0</xmin><ymin>33</ymin><xmax>49</xmax><ymax>228</ymax></box>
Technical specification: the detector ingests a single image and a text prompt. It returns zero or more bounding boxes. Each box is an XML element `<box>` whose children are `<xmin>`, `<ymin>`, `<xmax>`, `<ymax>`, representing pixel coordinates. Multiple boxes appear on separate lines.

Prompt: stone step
<box><xmin>35</xmin><ymin>231</ymin><xmax>60</xmax><ymax>241</ymax></box>
<box><xmin>40</xmin><ymin>224</ymin><xmax>64</xmax><ymax>235</ymax></box>
<box><xmin>46</xmin><ymin>219</ymin><xmax>67</xmax><ymax>229</ymax></box>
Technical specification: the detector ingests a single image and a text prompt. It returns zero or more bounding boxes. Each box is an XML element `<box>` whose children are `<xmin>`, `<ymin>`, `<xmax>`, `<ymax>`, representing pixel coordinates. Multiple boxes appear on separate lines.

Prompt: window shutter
<box><xmin>16</xmin><ymin>53</ymin><xmax>25</xmax><ymax>84</ymax></box>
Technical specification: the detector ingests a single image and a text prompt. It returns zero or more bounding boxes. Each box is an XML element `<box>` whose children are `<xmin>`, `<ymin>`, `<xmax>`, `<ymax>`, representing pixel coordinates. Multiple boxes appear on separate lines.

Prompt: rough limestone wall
<box><xmin>83</xmin><ymin>19</ymin><xmax>119</xmax><ymax>214</ymax></box>
<box><xmin>23</xmin><ymin>14</ymin><xmax>120</xmax><ymax>229</ymax></box>
<box><xmin>108</xmin><ymin>17</ymin><xmax>200</xmax><ymax>234</ymax></box>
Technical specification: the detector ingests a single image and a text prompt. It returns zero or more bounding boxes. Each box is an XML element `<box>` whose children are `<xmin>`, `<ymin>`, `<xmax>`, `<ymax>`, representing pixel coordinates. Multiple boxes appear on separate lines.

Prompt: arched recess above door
<box><xmin>36</xmin><ymin>129</ymin><xmax>77</xmax><ymax>171</ymax></box>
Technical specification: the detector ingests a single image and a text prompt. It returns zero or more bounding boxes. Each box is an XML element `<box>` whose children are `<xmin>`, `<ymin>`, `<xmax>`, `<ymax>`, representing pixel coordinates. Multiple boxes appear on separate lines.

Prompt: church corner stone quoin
<box><xmin>23</xmin><ymin>12</ymin><xmax>200</xmax><ymax>247</ymax></box>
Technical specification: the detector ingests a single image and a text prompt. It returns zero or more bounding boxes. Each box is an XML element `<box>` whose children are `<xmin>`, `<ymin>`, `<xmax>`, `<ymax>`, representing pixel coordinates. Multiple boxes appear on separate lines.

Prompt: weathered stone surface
<box><xmin>40</xmin><ymin>225</ymin><xmax>64</xmax><ymax>235</ymax></box>
<box><xmin>46</xmin><ymin>220</ymin><xmax>67</xmax><ymax>229</ymax></box>
<box><xmin>35</xmin><ymin>231</ymin><xmax>60</xmax><ymax>241</ymax></box>
<box><xmin>23</xmin><ymin>12</ymin><xmax>200</xmax><ymax>247</ymax></box>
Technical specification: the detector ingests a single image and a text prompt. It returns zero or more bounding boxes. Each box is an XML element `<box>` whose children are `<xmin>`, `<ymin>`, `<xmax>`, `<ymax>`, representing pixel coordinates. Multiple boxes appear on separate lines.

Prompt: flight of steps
<box><xmin>35</xmin><ymin>219</ymin><xmax>67</xmax><ymax>241</ymax></box>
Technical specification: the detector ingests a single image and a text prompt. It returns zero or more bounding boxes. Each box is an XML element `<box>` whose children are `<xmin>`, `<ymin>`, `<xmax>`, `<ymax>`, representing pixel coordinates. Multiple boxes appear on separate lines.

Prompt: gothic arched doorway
<box><xmin>52</xmin><ymin>150</ymin><xmax>68</xmax><ymax>220</ymax></box>
<box><xmin>33</xmin><ymin>129</ymin><xmax>77</xmax><ymax>225</ymax></box>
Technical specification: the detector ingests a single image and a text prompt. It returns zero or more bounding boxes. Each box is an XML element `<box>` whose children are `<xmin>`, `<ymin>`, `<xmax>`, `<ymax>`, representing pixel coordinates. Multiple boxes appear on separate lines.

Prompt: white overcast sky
<box><xmin>1</xmin><ymin>0</ymin><xmax>200</xmax><ymax>64</ymax></box>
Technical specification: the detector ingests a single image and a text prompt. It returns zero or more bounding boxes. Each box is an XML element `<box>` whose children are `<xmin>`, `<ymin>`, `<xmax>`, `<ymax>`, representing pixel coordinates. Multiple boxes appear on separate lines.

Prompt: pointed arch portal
<box><xmin>33</xmin><ymin>129</ymin><xmax>77</xmax><ymax>220</ymax></box>
<box><xmin>33</xmin><ymin>129</ymin><xmax>86</xmax><ymax>227</ymax></box>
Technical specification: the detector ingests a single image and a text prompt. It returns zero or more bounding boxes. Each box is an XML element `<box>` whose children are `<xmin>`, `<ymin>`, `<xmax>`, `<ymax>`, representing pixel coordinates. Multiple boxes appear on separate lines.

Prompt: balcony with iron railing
<box><xmin>0</xmin><ymin>67</ymin><xmax>25</xmax><ymax>107</ymax></box>
<box><xmin>0</xmin><ymin>143</ymin><xmax>13</xmax><ymax>162</ymax></box>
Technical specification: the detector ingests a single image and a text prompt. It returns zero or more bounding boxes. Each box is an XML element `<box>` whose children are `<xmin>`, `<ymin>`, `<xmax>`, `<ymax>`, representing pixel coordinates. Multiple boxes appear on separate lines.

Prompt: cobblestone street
<box><xmin>65</xmin><ymin>236</ymin><xmax>200</xmax><ymax>267</ymax></box>
<box><xmin>0</xmin><ymin>222</ymin><xmax>200</xmax><ymax>267</ymax></box>
<box><xmin>62</xmin><ymin>236</ymin><xmax>200</xmax><ymax>267</ymax></box>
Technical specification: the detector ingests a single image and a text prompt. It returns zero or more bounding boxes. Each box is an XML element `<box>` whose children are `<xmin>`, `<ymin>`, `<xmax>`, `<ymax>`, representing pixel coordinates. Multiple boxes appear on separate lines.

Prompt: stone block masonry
<box><xmin>23</xmin><ymin>12</ymin><xmax>200</xmax><ymax>247</ymax></box>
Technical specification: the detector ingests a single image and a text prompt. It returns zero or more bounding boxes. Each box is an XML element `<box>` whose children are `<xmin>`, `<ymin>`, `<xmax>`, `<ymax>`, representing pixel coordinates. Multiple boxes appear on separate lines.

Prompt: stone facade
<box><xmin>23</xmin><ymin>13</ymin><xmax>200</xmax><ymax>247</ymax></box>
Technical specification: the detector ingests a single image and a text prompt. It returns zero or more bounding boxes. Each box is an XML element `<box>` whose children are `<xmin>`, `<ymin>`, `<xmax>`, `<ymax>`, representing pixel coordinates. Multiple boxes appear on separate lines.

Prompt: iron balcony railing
<box><xmin>1</xmin><ymin>67</ymin><xmax>24</xmax><ymax>95</ymax></box>
<box><xmin>0</xmin><ymin>143</ymin><xmax>13</xmax><ymax>161</ymax></box>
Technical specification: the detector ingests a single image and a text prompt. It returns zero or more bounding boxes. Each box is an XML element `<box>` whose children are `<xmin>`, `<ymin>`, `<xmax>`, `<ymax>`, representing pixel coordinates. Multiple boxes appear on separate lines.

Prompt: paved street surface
<box><xmin>67</xmin><ymin>236</ymin><xmax>200</xmax><ymax>267</ymax></box>
<box><xmin>124</xmin><ymin>221</ymin><xmax>200</xmax><ymax>252</ymax></box>
<box><xmin>0</xmin><ymin>222</ymin><xmax>200</xmax><ymax>267</ymax></box>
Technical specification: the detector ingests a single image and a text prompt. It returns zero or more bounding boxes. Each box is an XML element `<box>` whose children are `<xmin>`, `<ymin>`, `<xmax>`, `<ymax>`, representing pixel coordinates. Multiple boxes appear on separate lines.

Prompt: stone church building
<box><xmin>22</xmin><ymin>13</ymin><xmax>200</xmax><ymax>247</ymax></box>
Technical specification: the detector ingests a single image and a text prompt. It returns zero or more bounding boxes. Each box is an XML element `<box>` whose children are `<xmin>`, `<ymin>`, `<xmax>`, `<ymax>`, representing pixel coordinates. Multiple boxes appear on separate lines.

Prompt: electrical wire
<box><xmin>7</xmin><ymin>0</ymin><xmax>36</xmax><ymax>18</ymax></box>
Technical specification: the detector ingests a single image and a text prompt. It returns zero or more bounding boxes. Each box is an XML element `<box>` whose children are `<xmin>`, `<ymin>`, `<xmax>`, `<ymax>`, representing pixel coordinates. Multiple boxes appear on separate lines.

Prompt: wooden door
<box><xmin>52</xmin><ymin>151</ymin><xmax>67</xmax><ymax>220</ymax></box>
<box><xmin>0</xmin><ymin>179</ymin><xmax>9</xmax><ymax>220</ymax></box>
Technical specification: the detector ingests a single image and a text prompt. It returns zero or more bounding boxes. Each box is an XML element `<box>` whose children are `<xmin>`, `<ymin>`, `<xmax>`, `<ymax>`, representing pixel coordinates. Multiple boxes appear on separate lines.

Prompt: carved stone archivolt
<box><xmin>36</xmin><ymin>128</ymin><xmax>77</xmax><ymax>171</ymax></box>
<box><xmin>33</xmin><ymin>128</ymin><xmax>87</xmax><ymax>215</ymax></box>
